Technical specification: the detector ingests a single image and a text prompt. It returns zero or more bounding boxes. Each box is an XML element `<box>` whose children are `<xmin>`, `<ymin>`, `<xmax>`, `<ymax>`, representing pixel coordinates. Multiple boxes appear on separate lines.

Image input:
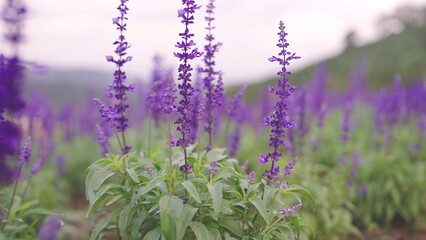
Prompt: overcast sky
<box><xmin>1</xmin><ymin>0</ymin><xmax>424</xmax><ymax>85</ymax></box>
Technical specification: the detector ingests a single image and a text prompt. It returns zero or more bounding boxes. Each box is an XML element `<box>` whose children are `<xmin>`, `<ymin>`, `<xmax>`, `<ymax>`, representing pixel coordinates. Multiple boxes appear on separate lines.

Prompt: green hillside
<box><xmin>245</xmin><ymin>5</ymin><xmax>426</xmax><ymax>99</ymax></box>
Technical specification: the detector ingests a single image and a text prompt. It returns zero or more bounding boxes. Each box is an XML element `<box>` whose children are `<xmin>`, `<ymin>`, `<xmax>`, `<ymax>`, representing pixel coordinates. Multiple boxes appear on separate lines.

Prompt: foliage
<box><xmin>85</xmin><ymin>148</ymin><xmax>312</xmax><ymax>239</ymax></box>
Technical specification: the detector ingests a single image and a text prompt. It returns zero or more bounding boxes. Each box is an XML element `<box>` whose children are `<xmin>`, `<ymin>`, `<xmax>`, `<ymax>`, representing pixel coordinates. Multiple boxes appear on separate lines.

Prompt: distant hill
<box><xmin>25</xmin><ymin>69</ymin><xmax>110</xmax><ymax>107</ymax></box>
<box><xmin>244</xmin><ymin>5</ymin><xmax>426</xmax><ymax>99</ymax></box>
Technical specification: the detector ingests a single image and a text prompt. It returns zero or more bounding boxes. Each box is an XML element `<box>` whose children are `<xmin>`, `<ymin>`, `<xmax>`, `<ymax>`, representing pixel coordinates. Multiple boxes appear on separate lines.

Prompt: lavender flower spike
<box><xmin>281</xmin><ymin>203</ymin><xmax>302</xmax><ymax>217</ymax></box>
<box><xmin>102</xmin><ymin>0</ymin><xmax>134</xmax><ymax>154</ymax></box>
<box><xmin>18</xmin><ymin>137</ymin><xmax>31</xmax><ymax>163</ymax></box>
<box><xmin>259</xmin><ymin>21</ymin><xmax>300</xmax><ymax>181</ymax></box>
<box><xmin>173</xmin><ymin>0</ymin><xmax>203</xmax><ymax>174</ymax></box>
<box><xmin>200</xmin><ymin>0</ymin><xmax>223</xmax><ymax>146</ymax></box>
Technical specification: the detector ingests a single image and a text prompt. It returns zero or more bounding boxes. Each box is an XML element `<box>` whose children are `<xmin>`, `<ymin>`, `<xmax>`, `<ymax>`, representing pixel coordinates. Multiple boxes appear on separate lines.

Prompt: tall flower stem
<box><xmin>2</xmin><ymin>162</ymin><xmax>23</xmax><ymax>231</ymax></box>
<box><xmin>174</xmin><ymin>0</ymin><xmax>202</xmax><ymax>178</ymax></box>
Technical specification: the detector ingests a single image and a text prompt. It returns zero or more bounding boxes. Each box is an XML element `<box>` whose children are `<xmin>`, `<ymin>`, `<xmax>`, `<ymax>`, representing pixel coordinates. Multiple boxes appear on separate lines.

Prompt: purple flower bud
<box><xmin>145</xmin><ymin>165</ymin><xmax>154</xmax><ymax>175</ymax></box>
<box><xmin>209</xmin><ymin>161</ymin><xmax>219</xmax><ymax>175</ymax></box>
<box><xmin>179</xmin><ymin>164</ymin><xmax>194</xmax><ymax>174</ymax></box>
<box><xmin>18</xmin><ymin>137</ymin><xmax>31</xmax><ymax>163</ymax></box>
<box><xmin>248</xmin><ymin>171</ymin><xmax>256</xmax><ymax>185</ymax></box>
<box><xmin>283</xmin><ymin>157</ymin><xmax>297</xmax><ymax>177</ymax></box>
<box><xmin>38</xmin><ymin>215</ymin><xmax>62</xmax><ymax>240</ymax></box>
<box><xmin>281</xmin><ymin>203</ymin><xmax>302</xmax><ymax>217</ymax></box>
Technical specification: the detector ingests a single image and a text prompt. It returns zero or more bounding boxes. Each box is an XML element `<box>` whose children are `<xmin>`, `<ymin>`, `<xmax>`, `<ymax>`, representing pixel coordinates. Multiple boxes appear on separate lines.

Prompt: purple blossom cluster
<box><xmin>96</xmin><ymin>0</ymin><xmax>134</xmax><ymax>154</ymax></box>
<box><xmin>173</xmin><ymin>0</ymin><xmax>203</xmax><ymax>174</ymax></box>
<box><xmin>0</xmin><ymin>0</ymin><xmax>27</xmax><ymax>185</ymax></box>
<box><xmin>281</xmin><ymin>203</ymin><xmax>302</xmax><ymax>217</ymax></box>
<box><xmin>259</xmin><ymin>21</ymin><xmax>300</xmax><ymax>182</ymax></box>
<box><xmin>199</xmin><ymin>0</ymin><xmax>224</xmax><ymax>149</ymax></box>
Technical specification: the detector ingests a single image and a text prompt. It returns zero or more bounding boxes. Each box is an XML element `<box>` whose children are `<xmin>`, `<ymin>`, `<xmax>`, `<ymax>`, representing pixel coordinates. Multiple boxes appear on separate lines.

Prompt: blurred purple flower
<box><xmin>209</xmin><ymin>161</ymin><xmax>218</xmax><ymax>175</ymax></box>
<box><xmin>56</xmin><ymin>155</ymin><xmax>66</xmax><ymax>177</ymax></box>
<box><xmin>283</xmin><ymin>157</ymin><xmax>297</xmax><ymax>177</ymax></box>
<box><xmin>199</xmin><ymin>0</ymin><xmax>223</xmax><ymax>145</ymax></box>
<box><xmin>248</xmin><ymin>171</ymin><xmax>256</xmax><ymax>185</ymax></box>
<box><xmin>227</xmin><ymin>85</ymin><xmax>247</xmax><ymax>119</ymax></box>
<box><xmin>281</xmin><ymin>203</ymin><xmax>302</xmax><ymax>217</ymax></box>
<box><xmin>18</xmin><ymin>137</ymin><xmax>31</xmax><ymax>163</ymax></box>
<box><xmin>147</xmin><ymin>55</ymin><xmax>166</xmax><ymax>126</ymax></box>
<box><xmin>38</xmin><ymin>215</ymin><xmax>62</xmax><ymax>240</ymax></box>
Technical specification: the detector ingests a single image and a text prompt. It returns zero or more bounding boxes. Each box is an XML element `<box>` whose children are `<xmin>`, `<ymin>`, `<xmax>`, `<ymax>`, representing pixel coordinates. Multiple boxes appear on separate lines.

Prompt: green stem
<box><xmin>2</xmin><ymin>162</ymin><xmax>23</xmax><ymax>231</ymax></box>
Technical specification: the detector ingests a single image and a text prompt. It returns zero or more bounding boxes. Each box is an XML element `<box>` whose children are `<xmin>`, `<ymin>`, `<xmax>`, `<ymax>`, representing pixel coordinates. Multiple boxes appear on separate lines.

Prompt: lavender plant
<box><xmin>95</xmin><ymin>0</ymin><xmax>134</xmax><ymax>154</ymax></box>
<box><xmin>259</xmin><ymin>21</ymin><xmax>300</xmax><ymax>183</ymax></box>
<box><xmin>199</xmin><ymin>0</ymin><xmax>223</xmax><ymax>150</ymax></box>
<box><xmin>85</xmin><ymin>5</ymin><xmax>312</xmax><ymax>238</ymax></box>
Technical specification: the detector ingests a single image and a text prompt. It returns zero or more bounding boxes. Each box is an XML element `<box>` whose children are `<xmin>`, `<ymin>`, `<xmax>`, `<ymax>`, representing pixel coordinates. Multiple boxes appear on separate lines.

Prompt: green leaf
<box><xmin>130</xmin><ymin>212</ymin><xmax>147</xmax><ymax>239</ymax></box>
<box><xmin>119</xmin><ymin>205</ymin><xmax>131</xmax><ymax>238</ymax></box>
<box><xmin>132</xmin><ymin>176</ymin><xmax>163</xmax><ymax>204</ymax></box>
<box><xmin>176</xmin><ymin>206</ymin><xmax>198</xmax><ymax>240</ymax></box>
<box><xmin>207</xmin><ymin>149</ymin><xmax>227</xmax><ymax>162</ymax></box>
<box><xmin>207</xmin><ymin>183</ymin><xmax>223</xmax><ymax>220</ymax></box>
<box><xmin>86</xmin><ymin>165</ymin><xmax>115</xmax><ymax>200</ymax></box>
<box><xmin>251</xmin><ymin>197</ymin><xmax>270</xmax><ymax>225</ymax></box>
<box><xmin>187</xmin><ymin>156</ymin><xmax>197</xmax><ymax>165</ymax></box>
<box><xmin>286</xmin><ymin>185</ymin><xmax>315</xmax><ymax>209</ymax></box>
<box><xmin>143</xmin><ymin>227</ymin><xmax>162</xmax><ymax>240</ymax></box>
<box><xmin>182</xmin><ymin>181</ymin><xmax>201</xmax><ymax>204</ymax></box>
<box><xmin>127</xmin><ymin>168</ymin><xmax>140</xmax><ymax>183</ymax></box>
<box><xmin>90</xmin><ymin>219</ymin><xmax>109</xmax><ymax>240</ymax></box>
<box><xmin>218</xmin><ymin>217</ymin><xmax>244</xmax><ymax>237</ymax></box>
<box><xmin>189</xmin><ymin>222</ymin><xmax>210</xmax><ymax>240</ymax></box>
<box><xmin>159</xmin><ymin>195</ymin><xmax>183</xmax><ymax>240</ymax></box>
<box><xmin>87</xmin><ymin>185</ymin><xmax>114</xmax><ymax>216</ymax></box>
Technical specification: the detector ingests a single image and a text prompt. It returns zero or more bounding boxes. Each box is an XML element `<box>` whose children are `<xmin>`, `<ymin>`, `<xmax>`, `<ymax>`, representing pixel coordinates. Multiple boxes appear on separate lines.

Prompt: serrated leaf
<box><xmin>251</xmin><ymin>197</ymin><xmax>270</xmax><ymax>225</ymax></box>
<box><xmin>182</xmin><ymin>181</ymin><xmax>201</xmax><ymax>204</ymax></box>
<box><xmin>127</xmin><ymin>168</ymin><xmax>140</xmax><ymax>183</ymax></box>
<box><xmin>189</xmin><ymin>222</ymin><xmax>210</xmax><ymax>240</ymax></box>
<box><xmin>207</xmin><ymin>183</ymin><xmax>223</xmax><ymax>220</ymax></box>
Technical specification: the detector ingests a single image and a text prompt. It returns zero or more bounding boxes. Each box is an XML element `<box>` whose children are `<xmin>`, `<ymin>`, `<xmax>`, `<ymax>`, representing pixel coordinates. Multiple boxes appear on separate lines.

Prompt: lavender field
<box><xmin>1</xmin><ymin>0</ymin><xmax>426</xmax><ymax>239</ymax></box>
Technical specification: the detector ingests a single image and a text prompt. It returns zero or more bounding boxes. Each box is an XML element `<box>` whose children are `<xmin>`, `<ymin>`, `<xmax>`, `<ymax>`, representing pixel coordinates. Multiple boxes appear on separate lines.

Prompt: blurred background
<box><xmin>1</xmin><ymin>0</ymin><xmax>426</xmax><ymax>239</ymax></box>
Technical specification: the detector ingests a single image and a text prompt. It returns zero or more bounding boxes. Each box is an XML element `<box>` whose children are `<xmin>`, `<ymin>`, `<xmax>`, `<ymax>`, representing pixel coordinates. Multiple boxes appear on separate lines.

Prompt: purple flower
<box><xmin>147</xmin><ymin>55</ymin><xmax>166</xmax><ymax>125</ymax></box>
<box><xmin>281</xmin><ymin>203</ymin><xmax>302</xmax><ymax>217</ymax></box>
<box><xmin>199</xmin><ymin>0</ymin><xmax>223</xmax><ymax>144</ymax></box>
<box><xmin>209</xmin><ymin>161</ymin><xmax>219</xmax><ymax>175</ymax></box>
<box><xmin>173</xmin><ymin>0</ymin><xmax>203</xmax><ymax>150</ymax></box>
<box><xmin>99</xmin><ymin>0</ymin><xmax>134</xmax><ymax>154</ymax></box>
<box><xmin>248</xmin><ymin>171</ymin><xmax>256</xmax><ymax>185</ymax></box>
<box><xmin>145</xmin><ymin>165</ymin><xmax>155</xmax><ymax>175</ymax></box>
<box><xmin>18</xmin><ymin>137</ymin><xmax>31</xmax><ymax>163</ymax></box>
<box><xmin>162</xmin><ymin>76</ymin><xmax>177</xmax><ymax>115</ymax></box>
<box><xmin>227</xmin><ymin>85</ymin><xmax>247</xmax><ymax>119</ymax></box>
<box><xmin>38</xmin><ymin>215</ymin><xmax>62</xmax><ymax>240</ymax></box>
<box><xmin>228</xmin><ymin>125</ymin><xmax>241</xmax><ymax>157</ymax></box>
<box><xmin>241</xmin><ymin>161</ymin><xmax>249</xmax><ymax>172</ymax></box>
<box><xmin>179</xmin><ymin>163</ymin><xmax>194</xmax><ymax>174</ymax></box>
<box><xmin>341</xmin><ymin>103</ymin><xmax>354</xmax><ymax>143</ymax></box>
<box><xmin>0</xmin><ymin>119</ymin><xmax>21</xmax><ymax>185</ymax></box>
<box><xmin>260</xmin><ymin>21</ymin><xmax>299</xmax><ymax>181</ymax></box>
<box><xmin>283</xmin><ymin>157</ymin><xmax>297</xmax><ymax>177</ymax></box>
<box><xmin>96</xmin><ymin>124</ymin><xmax>110</xmax><ymax>155</ymax></box>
